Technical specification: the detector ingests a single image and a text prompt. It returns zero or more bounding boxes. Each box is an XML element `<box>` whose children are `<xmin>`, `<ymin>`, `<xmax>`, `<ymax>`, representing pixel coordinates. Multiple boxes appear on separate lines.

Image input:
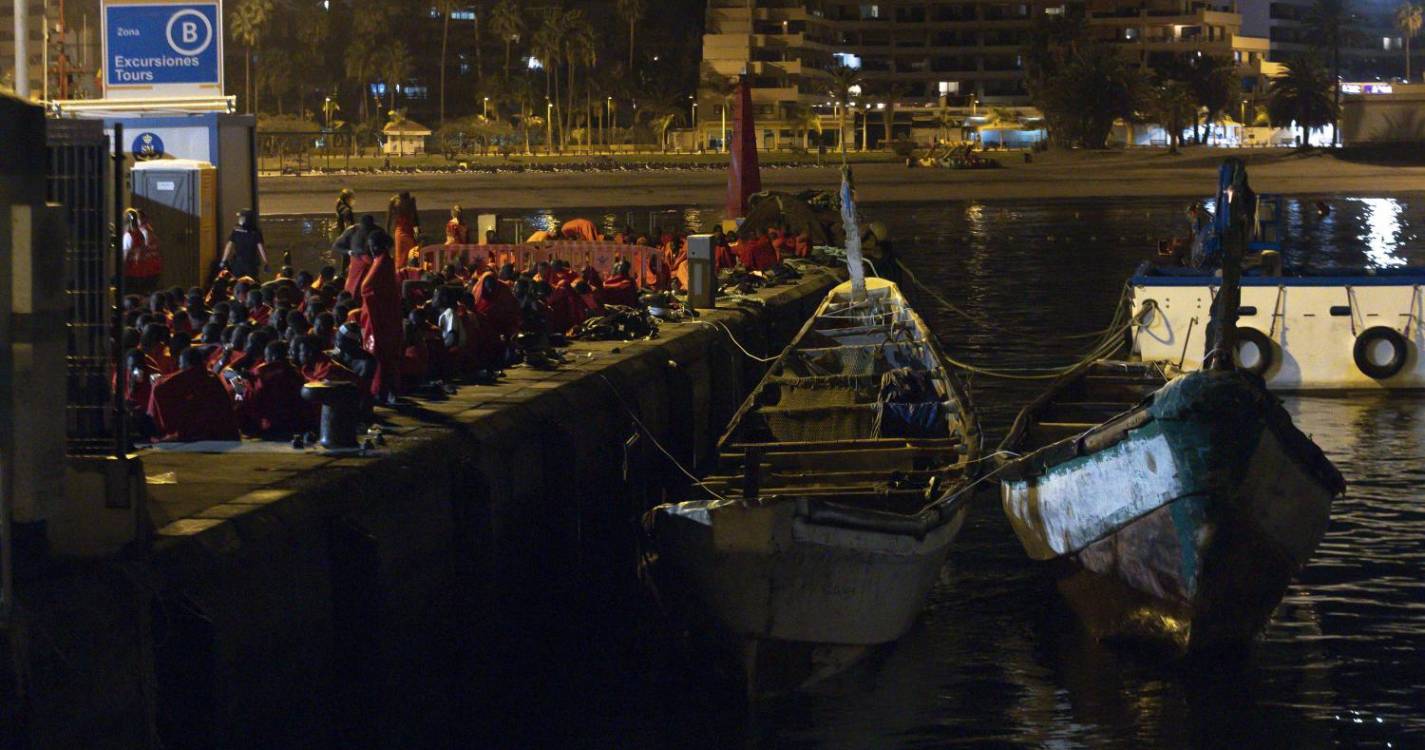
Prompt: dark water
<box><xmin>268</xmin><ymin>196</ymin><xmax>1425</xmax><ymax>748</ymax></box>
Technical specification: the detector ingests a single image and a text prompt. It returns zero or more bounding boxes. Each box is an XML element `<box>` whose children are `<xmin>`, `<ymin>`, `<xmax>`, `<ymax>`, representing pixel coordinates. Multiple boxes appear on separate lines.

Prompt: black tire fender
<box><xmin>1353</xmin><ymin>326</ymin><xmax>1409</xmax><ymax>380</ymax></box>
<box><xmin>1233</xmin><ymin>327</ymin><xmax>1276</xmax><ymax>376</ymax></box>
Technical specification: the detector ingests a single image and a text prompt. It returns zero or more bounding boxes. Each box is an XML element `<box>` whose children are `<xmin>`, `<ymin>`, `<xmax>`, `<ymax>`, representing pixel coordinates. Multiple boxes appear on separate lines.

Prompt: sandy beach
<box><xmin>258</xmin><ymin>147</ymin><xmax>1425</xmax><ymax>217</ymax></box>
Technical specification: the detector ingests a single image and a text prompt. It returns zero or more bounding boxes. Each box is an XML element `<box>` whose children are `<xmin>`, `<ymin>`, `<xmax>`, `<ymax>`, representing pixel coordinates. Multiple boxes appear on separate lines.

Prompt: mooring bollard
<box><xmin>301</xmin><ymin>381</ymin><xmax>361</xmax><ymax>449</ymax></box>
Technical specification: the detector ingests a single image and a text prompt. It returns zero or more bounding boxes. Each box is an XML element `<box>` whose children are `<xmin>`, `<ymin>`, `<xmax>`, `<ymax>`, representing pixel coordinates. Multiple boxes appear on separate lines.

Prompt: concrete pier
<box><xmin>5</xmin><ymin>268</ymin><xmax>844</xmax><ymax>749</ymax></box>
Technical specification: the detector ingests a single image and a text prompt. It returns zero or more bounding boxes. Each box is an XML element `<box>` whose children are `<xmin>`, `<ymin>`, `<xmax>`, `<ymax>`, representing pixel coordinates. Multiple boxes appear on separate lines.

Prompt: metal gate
<box><xmin>45</xmin><ymin>118</ymin><xmax>123</xmax><ymax>457</ymax></box>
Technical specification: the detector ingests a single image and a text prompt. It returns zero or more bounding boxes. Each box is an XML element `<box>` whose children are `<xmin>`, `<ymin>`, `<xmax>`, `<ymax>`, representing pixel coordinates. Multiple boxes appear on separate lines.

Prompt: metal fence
<box><xmin>45</xmin><ymin>118</ymin><xmax>122</xmax><ymax>457</ymax></box>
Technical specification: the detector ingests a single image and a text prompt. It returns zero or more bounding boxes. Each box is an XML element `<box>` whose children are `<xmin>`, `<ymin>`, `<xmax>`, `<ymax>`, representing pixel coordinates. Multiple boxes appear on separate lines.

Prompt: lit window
<box><xmin>452</xmin><ymin>10</ymin><xmax>475</xmax><ymax>21</ymax></box>
<box><xmin>859</xmin><ymin>4</ymin><xmax>879</xmax><ymax>19</ymax></box>
<box><xmin>833</xmin><ymin>52</ymin><xmax>862</xmax><ymax>69</ymax></box>
<box><xmin>938</xmin><ymin>81</ymin><xmax>959</xmax><ymax>94</ymax></box>
<box><xmin>1045</xmin><ymin>6</ymin><xmax>1064</xmax><ymax>14</ymax></box>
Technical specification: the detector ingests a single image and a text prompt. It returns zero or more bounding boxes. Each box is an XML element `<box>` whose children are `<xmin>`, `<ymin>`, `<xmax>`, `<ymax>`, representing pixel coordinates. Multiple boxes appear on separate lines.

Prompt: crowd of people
<box><xmin>119</xmin><ymin>189</ymin><xmax>818</xmax><ymax>445</ymax></box>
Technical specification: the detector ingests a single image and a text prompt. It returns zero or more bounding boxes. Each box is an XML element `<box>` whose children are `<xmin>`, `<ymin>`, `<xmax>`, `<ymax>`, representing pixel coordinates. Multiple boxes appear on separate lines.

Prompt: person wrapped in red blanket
<box><xmin>147</xmin><ymin>347</ymin><xmax>240</xmax><ymax>442</ymax></box>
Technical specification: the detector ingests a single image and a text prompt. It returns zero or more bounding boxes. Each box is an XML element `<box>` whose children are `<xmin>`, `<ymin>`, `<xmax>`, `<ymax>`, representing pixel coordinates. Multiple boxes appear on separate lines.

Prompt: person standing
<box><xmin>445</xmin><ymin>204</ymin><xmax>470</xmax><ymax>245</ymax></box>
<box><xmin>335</xmin><ymin>188</ymin><xmax>356</xmax><ymax>271</ymax></box>
<box><xmin>360</xmin><ymin>229</ymin><xmax>404</xmax><ymax>405</ymax></box>
<box><xmin>387</xmin><ymin>191</ymin><xmax>421</xmax><ymax>266</ymax></box>
<box><xmin>122</xmin><ymin>208</ymin><xmax>162</xmax><ymax>294</ymax></box>
<box><xmin>334</xmin><ymin>215</ymin><xmax>377</xmax><ymax>295</ymax></box>
<box><xmin>221</xmin><ymin>210</ymin><xmax>268</xmax><ymax>281</ymax></box>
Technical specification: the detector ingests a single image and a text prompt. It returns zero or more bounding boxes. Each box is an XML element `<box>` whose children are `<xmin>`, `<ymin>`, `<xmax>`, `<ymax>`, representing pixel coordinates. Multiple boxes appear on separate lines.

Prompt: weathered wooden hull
<box><xmin>1001</xmin><ymin>369</ymin><xmax>1343</xmax><ymax>653</ymax></box>
<box><xmin>651</xmin><ymin>496</ymin><xmax>968</xmax><ymax>646</ymax></box>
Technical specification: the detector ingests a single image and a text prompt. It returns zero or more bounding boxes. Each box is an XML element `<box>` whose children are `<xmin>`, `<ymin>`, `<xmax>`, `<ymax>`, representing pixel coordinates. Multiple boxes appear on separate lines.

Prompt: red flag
<box><xmin>726</xmin><ymin>74</ymin><xmax>762</xmax><ymax>219</ymax></box>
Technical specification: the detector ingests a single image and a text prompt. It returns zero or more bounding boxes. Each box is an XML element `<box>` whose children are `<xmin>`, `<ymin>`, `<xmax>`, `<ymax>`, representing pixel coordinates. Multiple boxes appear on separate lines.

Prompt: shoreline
<box><xmin>257</xmin><ymin>147</ymin><xmax>1425</xmax><ymax>217</ymax></box>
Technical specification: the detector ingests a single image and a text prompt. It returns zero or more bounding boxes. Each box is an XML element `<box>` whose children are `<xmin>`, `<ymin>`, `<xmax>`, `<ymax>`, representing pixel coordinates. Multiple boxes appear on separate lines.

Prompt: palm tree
<box><xmin>344</xmin><ymin>36</ymin><xmax>380</xmax><ymax>124</ymax></box>
<box><xmin>531</xmin><ymin>8</ymin><xmax>569</xmax><ymax>149</ymax></box>
<box><xmin>565</xmin><ymin>11</ymin><xmax>594</xmax><ymax>153</ymax></box>
<box><xmin>229</xmin><ymin>0</ymin><xmax>273</xmax><ymax>114</ymax></box>
<box><xmin>1397</xmin><ymin>2</ymin><xmax>1423</xmax><ymax>81</ymax></box>
<box><xmin>826</xmin><ymin>64</ymin><xmax>864</xmax><ymax>156</ymax></box>
<box><xmin>377</xmin><ymin>43</ymin><xmax>412</xmax><ymax>113</ymax></box>
<box><xmin>617</xmin><ymin>0</ymin><xmax>646</xmax><ymax>71</ymax></box>
<box><xmin>1306</xmin><ymin>0</ymin><xmax>1355</xmax><ymax>145</ymax></box>
<box><xmin>981</xmin><ymin>107</ymin><xmax>1020</xmax><ymax>149</ymax></box>
<box><xmin>1267</xmin><ymin>55</ymin><xmax>1338</xmax><ymax>138</ymax></box>
<box><xmin>438</xmin><ymin>0</ymin><xmax>456</xmax><ymax>125</ymax></box>
<box><xmin>792</xmin><ymin>105</ymin><xmax>823</xmax><ymax>151</ymax></box>
<box><xmin>1185</xmin><ymin>54</ymin><xmax>1236</xmax><ymax>143</ymax></box>
<box><xmin>490</xmin><ymin>0</ymin><xmax>524</xmax><ymax>75</ymax></box>
<box><xmin>1149</xmin><ymin>80</ymin><xmax>1196</xmax><ymax>154</ymax></box>
<box><xmin>881</xmin><ymin>83</ymin><xmax>907</xmax><ymax>150</ymax></box>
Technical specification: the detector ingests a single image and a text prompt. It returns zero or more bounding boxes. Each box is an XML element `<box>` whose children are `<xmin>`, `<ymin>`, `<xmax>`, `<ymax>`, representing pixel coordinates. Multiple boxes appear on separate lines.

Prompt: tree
<box><xmin>1397</xmin><ymin>2</ymin><xmax>1423</xmax><ymax>81</ymax></box>
<box><xmin>1032</xmin><ymin>42</ymin><xmax>1144</xmax><ymax>148</ymax></box>
<box><xmin>826</xmin><ymin>64</ymin><xmax>864</xmax><ymax>155</ymax></box>
<box><xmin>565</xmin><ymin>11</ymin><xmax>595</xmax><ymax>153</ymax></box>
<box><xmin>1184</xmin><ymin>54</ymin><xmax>1236</xmax><ymax>144</ymax></box>
<box><xmin>1306</xmin><ymin>0</ymin><xmax>1356</xmax><ymax>145</ymax></box>
<box><xmin>345</xmin><ymin>36</ymin><xmax>378</xmax><ymax>123</ymax></box>
<box><xmin>981</xmin><ymin>107</ymin><xmax>1021</xmax><ymax>149</ymax></box>
<box><xmin>1267</xmin><ymin>55</ymin><xmax>1338</xmax><ymax>137</ymax></box>
<box><xmin>792</xmin><ymin>105</ymin><xmax>823</xmax><ymax>150</ymax></box>
<box><xmin>229</xmin><ymin>0</ymin><xmax>273</xmax><ymax>114</ymax></box>
<box><xmin>617</xmin><ymin>0</ymin><xmax>646</xmax><ymax>71</ymax></box>
<box><xmin>438</xmin><ymin>0</ymin><xmax>456</xmax><ymax>125</ymax></box>
<box><xmin>531</xmin><ymin>7</ymin><xmax>569</xmax><ymax>149</ymax></box>
<box><xmin>1149</xmin><ymin>80</ymin><xmax>1196</xmax><ymax>153</ymax></box>
<box><xmin>491</xmin><ymin>0</ymin><xmax>524</xmax><ymax>75</ymax></box>
<box><xmin>881</xmin><ymin>83</ymin><xmax>907</xmax><ymax>150</ymax></box>
<box><xmin>376</xmin><ymin>43</ymin><xmax>412</xmax><ymax>113</ymax></box>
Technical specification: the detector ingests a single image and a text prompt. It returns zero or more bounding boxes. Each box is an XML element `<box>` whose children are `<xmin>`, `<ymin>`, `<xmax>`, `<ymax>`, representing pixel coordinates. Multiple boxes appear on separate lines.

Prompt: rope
<box><xmin>593</xmin><ymin>373</ymin><xmax>729</xmax><ymax>503</ymax></box>
<box><xmin>691</xmin><ymin>319</ymin><xmax>779</xmax><ymax>362</ymax></box>
<box><xmin>939</xmin><ymin>297</ymin><xmax>1154</xmax><ymax>381</ymax></box>
<box><xmin>893</xmin><ymin>258</ymin><xmax>991</xmax><ymax>325</ymax></box>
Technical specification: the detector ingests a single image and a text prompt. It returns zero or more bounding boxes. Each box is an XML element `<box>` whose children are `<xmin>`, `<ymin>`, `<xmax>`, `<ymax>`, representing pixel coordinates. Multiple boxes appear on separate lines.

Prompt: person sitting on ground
<box><xmin>147</xmin><ymin>347</ymin><xmax>240</xmax><ymax>443</ymax></box>
<box><xmin>598</xmin><ymin>260</ymin><xmax>640</xmax><ymax>307</ymax></box>
<box><xmin>239</xmin><ymin>340</ymin><xmax>314</xmax><ymax>437</ymax></box>
<box><xmin>140</xmin><ymin>323</ymin><xmax>176</xmax><ymax>375</ymax></box>
<box><xmin>330</xmin><ymin>323</ymin><xmax>379</xmax><ymax>414</ymax></box>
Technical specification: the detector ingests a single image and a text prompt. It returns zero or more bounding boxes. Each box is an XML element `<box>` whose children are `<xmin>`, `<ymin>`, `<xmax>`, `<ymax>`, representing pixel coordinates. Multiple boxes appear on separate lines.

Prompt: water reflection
<box><xmin>1353</xmin><ymin>198</ymin><xmax>1408</xmax><ymax>268</ymax></box>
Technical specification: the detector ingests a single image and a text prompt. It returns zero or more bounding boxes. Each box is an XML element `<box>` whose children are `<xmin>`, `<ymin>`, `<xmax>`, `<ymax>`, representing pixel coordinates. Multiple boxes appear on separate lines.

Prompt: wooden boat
<box><xmin>644</xmin><ymin>277</ymin><xmax>982</xmax><ymax>693</ymax></box>
<box><xmin>997</xmin><ymin>360</ymin><xmax>1345</xmax><ymax>654</ymax></box>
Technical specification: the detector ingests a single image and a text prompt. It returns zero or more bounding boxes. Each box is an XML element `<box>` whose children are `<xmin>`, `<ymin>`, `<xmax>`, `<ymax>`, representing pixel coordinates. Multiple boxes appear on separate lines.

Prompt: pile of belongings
<box><xmin>567</xmin><ymin>305</ymin><xmax>660</xmax><ymax>342</ymax></box>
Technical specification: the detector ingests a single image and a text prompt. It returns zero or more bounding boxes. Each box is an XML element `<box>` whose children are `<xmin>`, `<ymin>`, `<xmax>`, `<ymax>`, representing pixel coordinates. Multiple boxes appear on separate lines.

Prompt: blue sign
<box><xmin>132</xmin><ymin>132</ymin><xmax>165</xmax><ymax>160</ymax></box>
<box><xmin>103</xmin><ymin>2</ymin><xmax>222</xmax><ymax>96</ymax></box>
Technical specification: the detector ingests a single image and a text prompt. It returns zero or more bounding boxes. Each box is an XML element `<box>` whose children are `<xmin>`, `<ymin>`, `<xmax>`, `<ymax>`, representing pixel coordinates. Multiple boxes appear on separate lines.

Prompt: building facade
<box><xmin>697</xmin><ymin>0</ymin><xmax>1300</xmax><ymax>150</ymax></box>
<box><xmin>0</xmin><ymin>0</ymin><xmax>46</xmax><ymax>98</ymax></box>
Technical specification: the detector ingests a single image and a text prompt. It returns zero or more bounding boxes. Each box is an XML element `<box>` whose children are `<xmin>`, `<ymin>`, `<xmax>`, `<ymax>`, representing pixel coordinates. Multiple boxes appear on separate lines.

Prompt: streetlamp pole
<box><xmin>691</xmin><ymin>100</ymin><xmax>698</xmax><ymax>152</ymax></box>
<box><xmin>483</xmin><ymin>97</ymin><xmax>489</xmax><ymax>118</ymax></box>
<box><xmin>546</xmin><ymin>98</ymin><xmax>553</xmax><ymax>155</ymax></box>
<box><xmin>606</xmin><ymin>96</ymin><xmax>612</xmax><ymax>153</ymax></box>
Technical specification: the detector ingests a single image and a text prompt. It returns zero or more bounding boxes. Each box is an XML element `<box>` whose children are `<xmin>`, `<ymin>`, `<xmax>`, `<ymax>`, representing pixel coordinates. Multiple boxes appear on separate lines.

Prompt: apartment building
<box><xmin>698</xmin><ymin>0</ymin><xmax>1273</xmax><ymax>149</ymax></box>
<box><xmin>1240</xmin><ymin>0</ymin><xmax>1411</xmax><ymax>81</ymax></box>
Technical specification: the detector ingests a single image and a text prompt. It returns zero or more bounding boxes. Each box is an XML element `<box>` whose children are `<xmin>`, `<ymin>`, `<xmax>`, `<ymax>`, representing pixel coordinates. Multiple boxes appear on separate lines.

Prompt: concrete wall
<box><xmin>5</xmin><ymin>269</ymin><xmax>843</xmax><ymax>749</ymax></box>
<box><xmin>1342</xmin><ymin>89</ymin><xmax>1425</xmax><ymax>145</ymax></box>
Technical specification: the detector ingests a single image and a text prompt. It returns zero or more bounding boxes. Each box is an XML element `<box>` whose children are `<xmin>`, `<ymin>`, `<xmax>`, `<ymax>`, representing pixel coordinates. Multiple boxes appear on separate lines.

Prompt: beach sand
<box><xmin>258</xmin><ymin>147</ymin><xmax>1425</xmax><ymax>216</ymax></box>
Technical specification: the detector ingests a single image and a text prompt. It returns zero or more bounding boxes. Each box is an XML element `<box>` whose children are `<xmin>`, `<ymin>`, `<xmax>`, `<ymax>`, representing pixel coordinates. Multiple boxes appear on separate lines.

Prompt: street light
<box><xmin>483</xmin><ymin>96</ymin><xmax>489</xmax><ymax>118</ymax></box>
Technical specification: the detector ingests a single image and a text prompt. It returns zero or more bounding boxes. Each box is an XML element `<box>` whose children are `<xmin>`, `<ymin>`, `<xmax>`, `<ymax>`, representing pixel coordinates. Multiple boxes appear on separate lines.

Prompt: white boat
<box><xmin>1130</xmin><ymin>266</ymin><xmax>1425</xmax><ymax>390</ymax></box>
<box><xmin>644</xmin><ymin>277</ymin><xmax>982</xmax><ymax>693</ymax></box>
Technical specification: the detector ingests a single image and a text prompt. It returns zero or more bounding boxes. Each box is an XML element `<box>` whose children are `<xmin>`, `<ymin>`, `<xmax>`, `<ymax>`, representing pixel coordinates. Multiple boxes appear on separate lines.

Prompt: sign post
<box><xmin>101</xmin><ymin>1</ymin><xmax>223</xmax><ymax>100</ymax></box>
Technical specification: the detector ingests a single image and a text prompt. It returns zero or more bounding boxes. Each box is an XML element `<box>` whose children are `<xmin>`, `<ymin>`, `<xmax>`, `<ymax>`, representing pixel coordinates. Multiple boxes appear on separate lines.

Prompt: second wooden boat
<box><xmin>997</xmin><ymin>363</ymin><xmax>1343</xmax><ymax>653</ymax></box>
<box><xmin>644</xmin><ymin>276</ymin><xmax>982</xmax><ymax>692</ymax></box>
